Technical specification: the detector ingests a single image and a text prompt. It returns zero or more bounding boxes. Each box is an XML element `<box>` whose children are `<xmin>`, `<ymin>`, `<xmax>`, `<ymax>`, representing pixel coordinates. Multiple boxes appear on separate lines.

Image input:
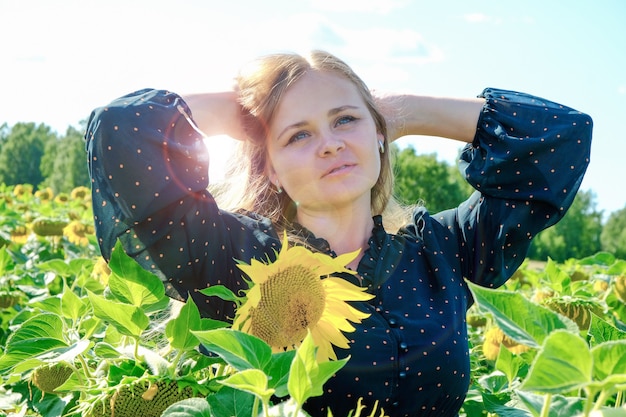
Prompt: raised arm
<box><xmin>181</xmin><ymin>91</ymin><xmax>250</xmax><ymax>140</ymax></box>
<box><xmin>374</xmin><ymin>92</ymin><xmax>485</xmax><ymax>143</ymax></box>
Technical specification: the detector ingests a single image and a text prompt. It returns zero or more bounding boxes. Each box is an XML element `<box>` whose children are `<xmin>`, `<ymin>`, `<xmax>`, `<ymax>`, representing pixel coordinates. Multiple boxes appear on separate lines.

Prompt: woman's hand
<box><xmin>181</xmin><ymin>91</ymin><xmax>250</xmax><ymax>141</ymax></box>
<box><xmin>373</xmin><ymin>90</ymin><xmax>485</xmax><ymax>144</ymax></box>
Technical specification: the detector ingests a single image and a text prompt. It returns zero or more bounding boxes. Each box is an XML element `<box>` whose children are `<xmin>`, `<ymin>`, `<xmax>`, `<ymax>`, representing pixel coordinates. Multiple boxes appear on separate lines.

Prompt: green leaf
<box><xmin>206</xmin><ymin>386</ymin><xmax>255</xmax><ymax>417</ymax></box>
<box><xmin>87</xmin><ymin>291</ymin><xmax>149</xmax><ymax>338</ymax></box>
<box><xmin>106</xmin><ymin>240</ymin><xmax>166</xmax><ymax>308</ymax></box>
<box><xmin>468</xmin><ymin>280</ymin><xmax>578</xmax><ymax>348</ymax></box>
<box><xmin>579</xmin><ymin>252</ymin><xmax>616</xmax><ymax>267</ymax></box>
<box><xmin>265</xmin><ymin>350</ymin><xmax>297</xmax><ymax>398</ymax></box>
<box><xmin>192</xmin><ymin>328</ymin><xmax>272</xmax><ymax>371</ymax></box>
<box><xmin>219</xmin><ymin>369</ymin><xmax>275</xmax><ymax>403</ymax></box>
<box><xmin>37</xmin><ymin>259</ymin><xmax>71</xmax><ymax>276</ymax></box>
<box><xmin>287</xmin><ymin>331</ymin><xmax>347</xmax><ymax>406</ymax></box>
<box><xmin>161</xmin><ymin>397</ymin><xmax>212</xmax><ymax>417</ymax></box>
<box><xmin>521</xmin><ymin>330</ymin><xmax>592</xmax><ymax>394</ymax></box>
<box><xmin>607</xmin><ymin>259</ymin><xmax>626</xmax><ymax>275</ymax></box>
<box><xmin>60</xmin><ymin>284</ymin><xmax>88</xmax><ymax>321</ymax></box>
<box><xmin>166</xmin><ymin>298</ymin><xmax>202</xmax><ymax>350</ymax></box>
<box><xmin>495</xmin><ymin>344</ymin><xmax>525</xmax><ymax>385</ymax></box>
<box><xmin>93</xmin><ymin>342</ymin><xmax>123</xmax><ymax>359</ymax></box>
<box><xmin>0</xmin><ymin>247</ymin><xmax>14</xmax><ymax>275</ymax></box>
<box><xmin>0</xmin><ymin>313</ymin><xmax>68</xmax><ymax>373</ymax></box>
<box><xmin>588</xmin><ymin>314</ymin><xmax>626</xmax><ymax>345</ymax></box>
<box><xmin>591</xmin><ymin>340</ymin><xmax>626</xmax><ymax>381</ymax></box>
<box><xmin>515</xmin><ymin>390</ymin><xmax>584</xmax><ymax>417</ymax></box>
<box><xmin>199</xmin><ymin>285</ymin><xmax>241</xmax><ymax>304</ymax></box>
<box><xmin>166</xmin><ymin>298</ymin><xmax>229</xmax><ymax>351</ymax></box>
<box><xmin>288</xmin><ymin>332</ymin><xmax>317</xmax><ymax>406</ymax></box>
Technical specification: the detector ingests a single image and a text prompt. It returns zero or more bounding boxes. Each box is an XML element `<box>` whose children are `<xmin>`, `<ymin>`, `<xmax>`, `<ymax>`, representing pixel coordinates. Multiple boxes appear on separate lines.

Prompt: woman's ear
<box><xmin>377</xmin><ymin>133</ymin><xmax>385</xmax><ymax>154</ymax></box>
<box><xmin>266</xmin><ymin>163</ymin><xmax>280</xmax><ymax>189</ymax></box>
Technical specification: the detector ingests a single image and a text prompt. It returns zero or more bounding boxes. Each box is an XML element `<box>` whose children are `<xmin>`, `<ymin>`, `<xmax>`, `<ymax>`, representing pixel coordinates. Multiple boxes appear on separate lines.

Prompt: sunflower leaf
<box><xmin>192</xmin><ymin>328</ymin><xmax>272</xmax><ymax>370</ymax></box>
<box><xmin>87</xmin><ymin>291</ymin><xmax>149</xmax><ymax>338</ymax></box>
<box><xmin>288</xmin><ymin>331</ymin><xmax>347</xmax><ymax>406</ymax></box>
<box><xmin>106</xmin><ymin>240</ymin><xmax>167</xmax><ymax>310</ymax></box>
<box><xmin>166</xmin><ymin>296</ymin><xmax>229</xmax><ymax>351</ymax></box>
<box><xmin>219</xmin><ymin>368</ymin><xmax>275</xmax><ymax>404</ymax></box>
<box><xmin>199</xmin><ymin>285</ymin><xmax>242</xmax><ymax>306</ymax></box>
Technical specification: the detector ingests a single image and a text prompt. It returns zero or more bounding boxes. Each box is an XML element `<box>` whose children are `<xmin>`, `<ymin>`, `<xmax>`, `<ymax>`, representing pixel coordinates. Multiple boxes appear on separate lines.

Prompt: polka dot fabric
<box><xmin>85</xmin><ymin>87</ymin><xmax>592</xmax><ymax>417</ymax></box>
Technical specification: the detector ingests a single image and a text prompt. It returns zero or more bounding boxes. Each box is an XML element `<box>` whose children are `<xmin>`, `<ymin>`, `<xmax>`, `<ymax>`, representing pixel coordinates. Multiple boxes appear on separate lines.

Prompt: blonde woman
<box><xmin>85</xmin><ymin>50</ymin><xmax>592</xmax><ymax>416</ymax></box>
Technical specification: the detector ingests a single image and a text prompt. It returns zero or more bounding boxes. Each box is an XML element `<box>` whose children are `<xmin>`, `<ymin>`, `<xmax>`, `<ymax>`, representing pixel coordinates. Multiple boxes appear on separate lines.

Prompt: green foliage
<box><xmin>527</xmin><ymin>190</ymin><xmax>604</xmax><ymax>261</ymax></box>
<box><xmin>39</xmin><ymin>125</ymin><xmax>90</xmax><ymax>193</ymax></box>
<box><xmin>3</xmin><ymin>183</ymin><xmax>626</xmax><ymax>417</ymax></box>
<box><xmin>0</xmin><ymin>122</ymin><xmax>56</xmax><ymax>187</ymax></box>
<box><xmin>0</xmin><ymin>122</ymin><xmax>89</xmax><ymax>193</ymax></box>
<box><xmin>601</xmin><ymin>206</ymin><xmax>626</xmax><ymax>259</ymax></box>
<box><xmin>392</xmin><ymin>145</ymin><xmax>473</xmax><ymax>212</ymax></box>
<box><xmin>464</xmin><ymin>254</ymin><xmax>626</xmax><ymax>417</ymax></box>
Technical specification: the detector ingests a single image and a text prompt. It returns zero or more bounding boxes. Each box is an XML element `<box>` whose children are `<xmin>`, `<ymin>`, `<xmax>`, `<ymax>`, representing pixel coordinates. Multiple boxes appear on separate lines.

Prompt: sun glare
<box><xmin>204</xmin><ymin>135</ymin><xmax>239</xmax><ymax>182</ymax></box>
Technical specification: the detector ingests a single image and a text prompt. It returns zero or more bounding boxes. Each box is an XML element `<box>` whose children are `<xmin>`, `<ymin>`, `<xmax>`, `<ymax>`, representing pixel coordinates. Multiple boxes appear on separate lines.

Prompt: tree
<box><xmin>392</xmin><ymin>145</ymin><xmax>473</xmax><ymax>213</ymax></box>
<box><xmin>600</xmin><ymin>206</ymin><xmax>626</xmax><ymax>259</ymax></box>
<box><xmin>527</xmin><ymin>190</ymin><xmax>603</xmax><ymax>262</ymax></box>
<box><xmin>40</xmin><ymin>124</ymin><xmax>90</xmax><ymax>193</ymax></box>
<box><xmin>0</xmin><ymin>123</ymin><xmax>56</xmax><ymax>187</ymax></box>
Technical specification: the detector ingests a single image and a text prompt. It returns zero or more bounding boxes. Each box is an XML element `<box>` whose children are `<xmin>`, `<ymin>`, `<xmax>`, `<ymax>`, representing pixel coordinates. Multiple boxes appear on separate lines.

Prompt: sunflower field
<box><xmin>1</xmin><ymin>183</ymin><xmax>626</xmax><ymax>417</ymax></box>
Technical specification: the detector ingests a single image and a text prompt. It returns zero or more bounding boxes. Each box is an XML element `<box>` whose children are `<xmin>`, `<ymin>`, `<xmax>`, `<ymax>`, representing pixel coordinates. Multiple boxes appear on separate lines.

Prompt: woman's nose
<box><xmin>318</xmin><ymin>132</ymin><xmax>345</xmax><ymax>156</ymax></box>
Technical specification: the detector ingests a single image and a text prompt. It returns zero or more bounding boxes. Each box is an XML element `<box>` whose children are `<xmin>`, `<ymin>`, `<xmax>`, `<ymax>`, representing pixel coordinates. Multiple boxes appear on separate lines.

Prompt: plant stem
<box><xmin>252</xmin><ymin>396</ymin><xmax>259</xmax><ymax>417</ymax></box>
<box><xmin>134</xmin><ymin>337</ymin><xmax>140</xmax><ymax>360</ymax></box>
<box><xmin>582</xmin><ymin>387</ymin><xmax>598</xmax><ymax>417</ymax></box>
<box><xmin>539</xmin><ymin>393</ymin><xmax>552</xmax><ymax>417</ymax></box>
<box><xmin>169</xmin><ymin>349</ymin><xmax>184</xmax><ymax>376</ymax></box>
<box><xmin>616</xmin><ymin>390</ymin><xmax>624</xmax><ymax>408</ymax></box>
<box><xmin>593</xmin><ymin>390</ymin><xmax>610</xmax><ymax>412</ymax></box>
<box><xmin>76</xmin><ymin>354</ymin><xmax>93</xmax><ymax>380</ymax></box>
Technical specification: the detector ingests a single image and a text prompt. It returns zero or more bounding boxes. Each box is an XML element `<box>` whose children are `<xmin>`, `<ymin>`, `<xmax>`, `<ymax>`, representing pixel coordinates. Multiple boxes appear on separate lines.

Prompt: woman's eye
<box><xmin>336</xmin><ymin>115</ymin><xmax>357</xmax><ymax>126</ymax></box>
<box><xmin>287</xmin><ymin>131</ymin><xmax>309</xmax><ymax>144</ymax></box>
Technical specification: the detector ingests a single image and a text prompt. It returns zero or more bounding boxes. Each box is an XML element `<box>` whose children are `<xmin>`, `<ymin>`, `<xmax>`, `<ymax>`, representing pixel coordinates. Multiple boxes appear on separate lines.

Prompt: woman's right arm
<box><xmin>85</xmin><ymin>88</ymin><xmax>278</xmax><ymax>320</ymax></box>
<box><xmin>181</xmin><ymin>91</ymin><xmax>249</xmax><ymax>140</ymax></box>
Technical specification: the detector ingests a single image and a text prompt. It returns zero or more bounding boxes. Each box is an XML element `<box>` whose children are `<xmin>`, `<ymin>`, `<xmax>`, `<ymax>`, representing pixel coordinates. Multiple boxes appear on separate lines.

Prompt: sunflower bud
<box><xmin>86</xmin><ymin>379</ymin><xmax>198</xmax><ymax>417</ymax></box>
<box><xmin>542</xmin><ymin>296</ymin><xmax>604</xmax><ymax>331</ymax></box>
<box><xmin>31</xmin><ymin>363</ymin><xmax>73</xmax><ymax>394</ymax></box>
<box><xmin>0</xmin><ymin>291</ymin><xmax>21</xmax><ymax>309</ymax></box>
<box><xmin>32</xmin><ymin>218</ymin><xmax>68</xmax><ymax>237</ymax></box>
<box><xmin>614</xmin><ymin>275</ymin><xmax>626</xmax><ymax>304</ymax></box>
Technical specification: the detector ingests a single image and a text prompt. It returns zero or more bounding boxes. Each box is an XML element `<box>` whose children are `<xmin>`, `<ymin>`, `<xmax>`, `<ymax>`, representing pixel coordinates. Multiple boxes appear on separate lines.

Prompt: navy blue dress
<box><xmin>85</xmin><ymin>88</ymin><xmax>592</xmax><ymax>417</ymax></box>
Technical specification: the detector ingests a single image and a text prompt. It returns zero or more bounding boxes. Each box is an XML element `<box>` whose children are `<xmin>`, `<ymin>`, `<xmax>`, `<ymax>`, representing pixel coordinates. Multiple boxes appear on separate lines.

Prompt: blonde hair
<box><xmin>212</xmin><ymin>50</ymin><xmax>409</xmax><ymax>233</ymax></box>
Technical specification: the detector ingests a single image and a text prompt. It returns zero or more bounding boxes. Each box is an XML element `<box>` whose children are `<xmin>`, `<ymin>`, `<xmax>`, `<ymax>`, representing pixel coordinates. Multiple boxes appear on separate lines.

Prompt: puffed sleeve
<box><xmin>85</xmin><ymin>89</ymin><xmax>279</xmax><ymax>320</ymax></box>
<box><xmin>439</xmin><ymin>88</ymin><xmax>592</xmax><ymax>287</ymax></box>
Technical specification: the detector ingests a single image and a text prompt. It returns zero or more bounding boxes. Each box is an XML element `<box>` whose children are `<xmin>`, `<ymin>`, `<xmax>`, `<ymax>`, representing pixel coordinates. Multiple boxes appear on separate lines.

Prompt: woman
<box><xmin>85</xmin><ymin>50</ymin><xmax>592</xmax><ymax>416</ymax></box>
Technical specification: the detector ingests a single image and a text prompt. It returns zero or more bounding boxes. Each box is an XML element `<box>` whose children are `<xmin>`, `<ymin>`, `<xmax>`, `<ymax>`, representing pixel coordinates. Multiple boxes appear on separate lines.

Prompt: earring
<box><xmin>378</xmin><ymin>140</ymin><xmax>385</xmax><ymax>154</ymax></box>
<box><xmin>275</xmin><ymin>183</ymin><xmax>283</xmax><ymax>194</ymax></box>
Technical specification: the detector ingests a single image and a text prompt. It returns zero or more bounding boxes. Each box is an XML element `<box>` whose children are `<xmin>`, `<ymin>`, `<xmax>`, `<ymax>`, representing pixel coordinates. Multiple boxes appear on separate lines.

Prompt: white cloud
<box><xmin>309</xmin><ymin>0</ymin><xmax>410</xmax><ymax>15</ymax></box>
<box><xmin>463</xmin><ymin>12</ymin><xmax>491</xmax><ymax>23</ymax></box>
<box><xmin>618</xmin><ymin>85</ymin><xmax>626</xmax><ymax>94</ymax></box>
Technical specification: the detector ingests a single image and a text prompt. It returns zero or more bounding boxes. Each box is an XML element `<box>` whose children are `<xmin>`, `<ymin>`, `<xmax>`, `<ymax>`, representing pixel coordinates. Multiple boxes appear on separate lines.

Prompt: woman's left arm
<box><xmin>374</xmin><ymin>91</ymin><xmax>485</xmax><ymax>142</ymax></box>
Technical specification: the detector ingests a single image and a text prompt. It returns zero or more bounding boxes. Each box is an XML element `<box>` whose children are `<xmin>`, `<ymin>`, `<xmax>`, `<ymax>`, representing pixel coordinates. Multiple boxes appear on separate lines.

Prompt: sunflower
<box><xmin>64</xmin><ymin>221</ymin><xmax>92</xmax><ymax>246</ymax></box>
<box><xmin>70</xmin><ymin>186</ymin><xmax>90</xmax><ymax>201</ymax></box>
<box><xmin>10</xmin><ymin>225</ymin><xmax>31</xmax><ymax>244</ymax></box>
<box><xmin>35</xmin><ymin>187</ymin><xmax>54</xmax><ymax>202</ymax></box>
<box><xmin>482</xmin><ymin>326</ymin><xmax>531</xmax><ymax>360</ymax></box>
<box><xmin>233</xmin><ymin>234</ymin><xmax>373</xmax><ymax>361</ymax></box>
<box><xmin>92</xmin><ymin>257</ymin><xmax>111</xmax><ymax>286</ymax></box>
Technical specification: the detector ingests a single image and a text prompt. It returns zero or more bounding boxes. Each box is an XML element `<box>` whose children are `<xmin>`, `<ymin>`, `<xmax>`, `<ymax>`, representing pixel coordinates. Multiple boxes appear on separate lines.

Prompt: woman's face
<box><xmin>266</xmin><ymin>71</ymin><xmax>383</xmax><ymax>214</ymax></box>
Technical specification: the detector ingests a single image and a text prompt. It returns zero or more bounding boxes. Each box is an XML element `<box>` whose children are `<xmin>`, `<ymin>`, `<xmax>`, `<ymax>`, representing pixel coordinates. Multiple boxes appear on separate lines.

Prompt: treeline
<box><xmin>0</xmin><ymin>122</ymin><xmax>624</xmax><ymax>261</ymax></box>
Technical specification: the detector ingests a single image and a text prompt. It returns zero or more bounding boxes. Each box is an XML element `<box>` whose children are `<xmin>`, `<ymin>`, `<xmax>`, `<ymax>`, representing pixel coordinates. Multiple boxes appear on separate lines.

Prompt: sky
<box><xmin>1</xmin><ymin>0</ymin><xmax>625</xmax><ymax>217</ymax></box>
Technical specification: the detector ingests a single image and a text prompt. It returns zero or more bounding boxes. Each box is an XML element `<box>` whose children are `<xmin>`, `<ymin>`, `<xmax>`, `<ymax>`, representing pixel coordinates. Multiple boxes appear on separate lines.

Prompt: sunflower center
<box><xmin>249</xmin><ymin>265</ymin><xmax>326</xmax><ymax>349</ymax></box>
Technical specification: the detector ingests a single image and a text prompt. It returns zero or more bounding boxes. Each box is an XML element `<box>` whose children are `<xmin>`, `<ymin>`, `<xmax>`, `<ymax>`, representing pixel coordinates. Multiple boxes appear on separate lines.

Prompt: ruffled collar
<box><xmin>289</xmin><ymin>215</ymin><xmax>406</xmax><ymax>288</ymax></box>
